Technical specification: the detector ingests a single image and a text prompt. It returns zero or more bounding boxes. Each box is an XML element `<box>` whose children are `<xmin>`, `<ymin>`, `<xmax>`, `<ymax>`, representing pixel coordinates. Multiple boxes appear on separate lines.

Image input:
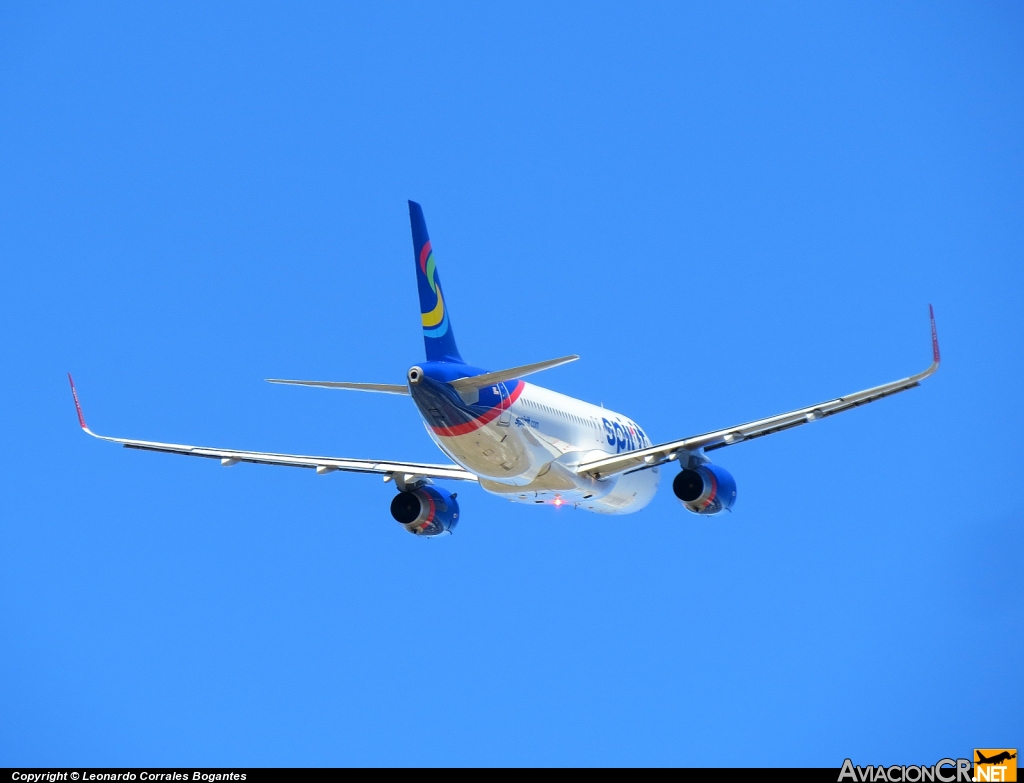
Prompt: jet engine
<box><xmin>390</xmin><ymin>485</ymin><xmax>461</xmax><ymax>536</ymax></box>
<box><xmin>672</xmin><ymin>464</ymin><xmax>737</xmax><ymax>515</ymax></box>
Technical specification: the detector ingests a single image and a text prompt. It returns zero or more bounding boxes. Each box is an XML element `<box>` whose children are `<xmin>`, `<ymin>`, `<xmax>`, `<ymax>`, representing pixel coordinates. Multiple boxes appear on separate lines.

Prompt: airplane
<box><xmin>68</xmin><ymin>201</ymin><xmax>941</xmax><ymax>537</ymax></box>
<box><xmin>976</xmin><ymin>752</ymin><xmax>1016</xmax><ymax>765</ymax></box>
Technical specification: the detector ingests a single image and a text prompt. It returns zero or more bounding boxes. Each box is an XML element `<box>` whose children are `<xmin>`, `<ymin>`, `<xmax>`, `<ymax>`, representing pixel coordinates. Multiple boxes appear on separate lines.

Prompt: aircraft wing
<box><xmin>68</xmin><ymin>376</ymin><xmax>477</xmax><ymax>484</ymax></box>
<box><xmin>577</xmin><ymin>307</ymin><xmax>941</xmax><ymax>480</ymax></box>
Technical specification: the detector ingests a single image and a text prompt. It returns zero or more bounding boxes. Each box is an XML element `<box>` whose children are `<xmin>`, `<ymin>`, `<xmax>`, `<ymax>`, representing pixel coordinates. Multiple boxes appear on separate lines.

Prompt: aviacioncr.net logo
<box><xmin>839</xmin><ymin>758</ymin><xmax>973</xmax><ymax>782</ymax></box>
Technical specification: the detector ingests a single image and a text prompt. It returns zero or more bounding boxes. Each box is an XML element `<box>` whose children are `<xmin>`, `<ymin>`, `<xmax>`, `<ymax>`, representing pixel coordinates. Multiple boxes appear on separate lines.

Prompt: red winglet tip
<box><xmin>928</xmin><ymin>304</ymin><xmax>940</xmax><ymax>364</ymax></box>
<box><xmin>68</xmin><ymin>373</ymin><xmax>88</xmax><ymax>429</ymax></box>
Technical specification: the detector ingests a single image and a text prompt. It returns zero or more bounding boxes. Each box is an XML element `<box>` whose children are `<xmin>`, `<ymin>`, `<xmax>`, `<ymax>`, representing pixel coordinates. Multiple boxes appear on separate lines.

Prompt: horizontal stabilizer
<box><xmin>266</xmin><ymin>379</ymin><xmax>409</xmax><ymax>395</ymax></box>
<box><xmin>449</xmin><ymin>355</ymin><xmax>579</xmax><ymax>391</ymax></box>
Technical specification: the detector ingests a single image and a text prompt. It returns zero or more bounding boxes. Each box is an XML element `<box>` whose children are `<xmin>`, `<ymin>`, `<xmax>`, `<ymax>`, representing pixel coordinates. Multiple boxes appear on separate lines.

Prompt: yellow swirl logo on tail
<box><xmin>421</xmin><ymin>252</ymin><xmax>445</xmax><ymax>329</ymax></box>
<box><xmin>418</xmin><ymin>242</ymin><xmax>449</xmax><ymax>338</ymax></box>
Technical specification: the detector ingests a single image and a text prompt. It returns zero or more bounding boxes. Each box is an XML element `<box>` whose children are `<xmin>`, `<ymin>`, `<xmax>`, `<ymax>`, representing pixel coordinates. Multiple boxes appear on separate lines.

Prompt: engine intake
<box><xmin>390</xmin><ymin>485</ymin><xmax>460</xmax><ymax>536</ymax></box>
<box><xmin>672</xmin><ymin>464</ymin><xmax>737</xmax><ymax>515</ymax></box>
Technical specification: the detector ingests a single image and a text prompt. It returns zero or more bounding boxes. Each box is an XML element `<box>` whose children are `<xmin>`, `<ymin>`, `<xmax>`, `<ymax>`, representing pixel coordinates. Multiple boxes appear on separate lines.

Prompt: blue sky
<box><xmin>1</xmin><ymin>1</ymin><xmax>1021</xmax><ymax>767</ymax></box>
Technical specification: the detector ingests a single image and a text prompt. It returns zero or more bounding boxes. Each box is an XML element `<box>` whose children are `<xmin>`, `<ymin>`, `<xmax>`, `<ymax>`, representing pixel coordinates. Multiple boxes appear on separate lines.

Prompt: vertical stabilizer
<box><xmin>409</xmin><ymin>201</ymin><xmax>464</xmax><ymax>363</ymax></box>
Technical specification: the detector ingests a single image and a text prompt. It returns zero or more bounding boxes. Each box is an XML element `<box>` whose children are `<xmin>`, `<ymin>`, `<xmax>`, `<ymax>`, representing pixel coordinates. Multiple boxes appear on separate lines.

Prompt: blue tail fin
<box><xmin>409</xmin><ymin>201</ymin><xmax>464</xmax><ymax>364</ymax></box>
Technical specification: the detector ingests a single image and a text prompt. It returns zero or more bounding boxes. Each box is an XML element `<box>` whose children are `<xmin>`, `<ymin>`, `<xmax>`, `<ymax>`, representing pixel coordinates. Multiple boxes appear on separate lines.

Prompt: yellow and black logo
<box><xmin>974</xmin><ymin>749</ymin><xmax>1017</xmax><ymax>782</ymax></box>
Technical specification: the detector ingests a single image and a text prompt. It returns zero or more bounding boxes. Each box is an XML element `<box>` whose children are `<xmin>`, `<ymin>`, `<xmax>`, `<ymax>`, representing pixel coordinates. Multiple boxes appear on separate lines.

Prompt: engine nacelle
<box><xmin>672</xmin><ymin>464</ymin><xmax>737</xmax><ymax>515</ymax></box>
<box><xmin>390</xmin><ymin>485</ymin><xmax>461</xmax><ymax>536</ymax></box>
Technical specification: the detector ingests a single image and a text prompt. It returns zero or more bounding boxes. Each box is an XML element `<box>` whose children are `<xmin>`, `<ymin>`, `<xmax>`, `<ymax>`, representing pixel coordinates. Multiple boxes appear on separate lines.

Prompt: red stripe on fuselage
<box><xmin>428</xmin><ymin>381</ymin><xmax>525</xmax><ymax>437</ymax></box>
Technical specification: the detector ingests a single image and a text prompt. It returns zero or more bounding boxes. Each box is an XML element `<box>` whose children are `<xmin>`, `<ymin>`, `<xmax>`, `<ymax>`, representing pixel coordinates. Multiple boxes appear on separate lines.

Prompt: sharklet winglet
<box><xmin>929</xmin><ymin>303</ymin><xmax>940</xmax><ymax>364</ymax></box>
<box><xmin>67</xmin><ymin>373</ymin><xmax>89</xmax><ymax>431</ymax></box>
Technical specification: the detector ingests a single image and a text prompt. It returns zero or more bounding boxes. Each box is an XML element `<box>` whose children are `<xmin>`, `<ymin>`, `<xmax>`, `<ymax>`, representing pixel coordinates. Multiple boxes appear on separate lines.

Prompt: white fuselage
<box><xmin>422</xmin><ymin>382</ymin><xmax>660</xmax><ymax>514</ymax></box>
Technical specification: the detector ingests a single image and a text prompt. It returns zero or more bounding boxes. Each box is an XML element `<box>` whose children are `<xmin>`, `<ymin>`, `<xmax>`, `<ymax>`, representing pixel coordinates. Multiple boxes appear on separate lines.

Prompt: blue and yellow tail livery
<box><xmin>409</xmin><ymin>201</ymin><xmax>463</xmax><ymax>364</ymax></box>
